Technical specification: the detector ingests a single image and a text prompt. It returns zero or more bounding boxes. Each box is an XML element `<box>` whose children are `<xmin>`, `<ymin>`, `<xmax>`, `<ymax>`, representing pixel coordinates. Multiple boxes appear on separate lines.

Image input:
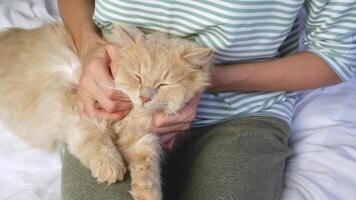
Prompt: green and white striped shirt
<box><xmin>93</xmin><ymin>0</ymin><xmax>356</xmax><ymax>127</ymax></box>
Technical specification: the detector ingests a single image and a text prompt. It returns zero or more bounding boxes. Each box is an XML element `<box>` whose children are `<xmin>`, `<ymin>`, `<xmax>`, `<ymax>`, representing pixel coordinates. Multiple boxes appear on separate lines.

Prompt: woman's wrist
<box><xmin>75</xmin><ymin>24</ymin><xmax>107</xmax><ymax>64</ymax></box>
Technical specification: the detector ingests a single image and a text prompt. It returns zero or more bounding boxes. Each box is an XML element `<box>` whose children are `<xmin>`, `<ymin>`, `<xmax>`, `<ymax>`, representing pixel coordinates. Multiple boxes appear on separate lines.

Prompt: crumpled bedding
<box><xmin>0</xmin><ymin>1</ymin><xmax>61</xmax><ymax>200</ymax></box>
<box><xmin>282</xmin><ymin>78</ymin><xmax>356</xmax><ymax>200</ymax></box>
<box><xmin>1</xmin><ymin>1</ymin><xmax>356</xmax><ymax>200</ymax></box>
<box><xmin>0</xmin><ymin>125</ymin><xmax>61</xmax><ymax>200</ymax></box>
<box><xmin>0</xmin><ymin>0</ymin><xmax>58</xmax><ymax>29</ymax></box>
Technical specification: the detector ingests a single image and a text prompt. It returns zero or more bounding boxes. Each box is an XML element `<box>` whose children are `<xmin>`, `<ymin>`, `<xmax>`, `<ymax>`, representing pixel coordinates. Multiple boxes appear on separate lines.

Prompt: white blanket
<box><xmin>0</xmin><ymin>0</ymin><xmax>58</xmax><ymax>29</ymax></box>
<box><xmin>0</xmin><ymin>1</ymin><xmax>61</xmax><ymax>200</ymax></box>
<box><xmin>1</xmin><ymin>1</ymin><xmax>356</xmax><ymax>200</ymax></box>
<box><xmin>283</xmin><ymin>78</ymin><xmax>356</xmax><ymax>200</ymax></box>
<box><xmin>0</xmin><ymin>125</ymin><xmax>61</xmax><ymax>200</ymax></box>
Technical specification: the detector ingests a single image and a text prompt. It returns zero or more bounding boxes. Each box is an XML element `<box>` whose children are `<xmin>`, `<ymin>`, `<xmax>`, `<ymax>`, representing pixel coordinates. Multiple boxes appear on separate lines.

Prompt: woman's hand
<box><xmin>153</xmin><ymin>94</ymin><xmax>202</xmax><ymax>149</ymax></box>
<box><xmin>78</xmin><ymin>38</ymin><xmax>132</xmax><ymax>121</ymax></box>
<box><xmin>58</xmin><ymin>0</ymin><xmax>132</xmax><ymax>120</ymax></box>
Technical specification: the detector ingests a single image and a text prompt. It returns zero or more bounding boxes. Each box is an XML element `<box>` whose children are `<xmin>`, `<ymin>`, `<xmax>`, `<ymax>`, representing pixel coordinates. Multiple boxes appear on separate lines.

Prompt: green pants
<box><xmin>62</xmin><ymin>117</ymin><xmax>291</xmax><ymax>200</ymax></box>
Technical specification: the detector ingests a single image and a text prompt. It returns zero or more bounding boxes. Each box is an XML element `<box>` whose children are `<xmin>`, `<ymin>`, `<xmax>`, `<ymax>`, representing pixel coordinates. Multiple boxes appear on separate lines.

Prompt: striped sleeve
<box><xmin>304</xmin><ymin>0</ymin><xmax>356</xmax><ymax>81</ymax></box>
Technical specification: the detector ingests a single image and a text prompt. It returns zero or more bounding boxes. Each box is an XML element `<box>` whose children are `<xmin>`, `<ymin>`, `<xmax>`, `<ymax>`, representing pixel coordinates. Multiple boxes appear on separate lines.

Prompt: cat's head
<box><xmin>104</xmin><ymin>24</ymin><xmax>213</xmax><ymax>114</ymax></box>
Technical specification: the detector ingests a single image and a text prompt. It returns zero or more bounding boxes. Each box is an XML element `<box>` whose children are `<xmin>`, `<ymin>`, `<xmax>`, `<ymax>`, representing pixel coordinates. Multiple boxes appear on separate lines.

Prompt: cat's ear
<box><xmin>103</xmin><ymin>24</ymin><xmax>144</xmax><ymax>46</ymax></box>
<box><xmin>183</xmin><ymin>48</ymin><xmax>213</xmax><ymax>68</ymax></box>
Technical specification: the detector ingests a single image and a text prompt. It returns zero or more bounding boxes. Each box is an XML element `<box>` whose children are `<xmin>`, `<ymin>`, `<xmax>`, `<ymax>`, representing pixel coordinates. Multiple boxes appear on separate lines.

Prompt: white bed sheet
<box><xmin>1</xmin><ymin>1</ymin><xmax>356</xmax><ymax>200</ymax></box>
<box><xmin>0</xmin><ymin>125</ymin><xmax>61</xmax><ymax>200</ymax></box>
<box><xmin>0</xmin><ymin>0</ymin><xmax>58</xmax><ymax>29</ymax></box>
<box><xmin>283</xmin><ymin>78</ymin><xmax>356</xmax><ymax>200</ymax></box>
<box><xmin>0</xmin><ymin>1</ymin><xmax>61</xmax><ymax>200</ymax></box>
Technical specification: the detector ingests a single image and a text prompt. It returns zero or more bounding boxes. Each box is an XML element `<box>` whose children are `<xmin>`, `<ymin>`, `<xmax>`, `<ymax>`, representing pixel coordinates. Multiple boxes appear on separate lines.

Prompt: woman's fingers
<box><xmin>153</xmin><ymin>123</ymin><xmax>191</xmax><ymax>135</ymax></box>
<box><xmin>153</xmin><ymin>102</ymin><xmax>196</xmax><ymax>127</ymax></box>
<box><xmin>154</xmin><ymin>112</ymin><xmax>194</xmax><ymax>128</ymax></box>
<box><xmin>80</xmin><ymin>74</ymin><xmax>132</xmax><ymax>114</ymax></box>
<box><xmin>78</xmin><ymin>88</ymin><xmax>99</xmax><ymax>117</ymax></box>
<box><xmin>164</xmin><ymin>137</ymin><xmax>176</xmax><ymax>149</ymax></box>
<box><xmin>152</xmin><ymin>93</ymin><xmax>202</xmax><ymax>140</ymax></box>
<box><xmin>160</xmin><ymin>132</ymin><xmax>178</xmax><ymax>143</ymax></box>
<box><xmin>154</xmin><ymin>94</ymin><xmax>201</xmax><ymax>128</ymax></box>
<box><xmin>95</xmin><ymin>109</ymin><xmax>130</xmax><ymax>121</ymax></box>
<box><xmin>160</xmin><ymin>132</ymin><xmax>181</xmax><ymax>150</ymax></box>
<box><xmin>83</xmin><ymin>53</ymin><xmax>132</xmax><ymax>113</ymax></box>
<box><xmin>78</xmin><ymin>82</ymin><xmax>131</xmax><ymax>120</ymax></box>
<box><xmin>82</xmin><ymin>79</ymin><xmax>119</xmax><ymax>112</ymax></box>
<box><xmin>80</xmin><ymin>95</ymin><xmax>130</xmax><ymax>120</ymax></box>
<box><xmin>77</xmin><ymin>40</ymin><xmax>132</xmax><ymax>121</ymax></box>
<box><xmin>156</xmin><ymin>100</ymin><xmax>195</xmax><ymax>125</ymax></box>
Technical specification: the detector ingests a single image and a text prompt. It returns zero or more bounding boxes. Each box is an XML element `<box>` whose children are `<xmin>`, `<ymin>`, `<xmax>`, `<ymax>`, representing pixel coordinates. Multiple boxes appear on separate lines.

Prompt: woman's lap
<box><xmin>62</xmin><ymin>116</ymin><xmax>291</xmax><ymax>200</ymax></box>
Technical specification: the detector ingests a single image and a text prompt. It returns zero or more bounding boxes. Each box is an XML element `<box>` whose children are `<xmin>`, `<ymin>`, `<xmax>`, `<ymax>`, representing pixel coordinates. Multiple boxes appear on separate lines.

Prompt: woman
<box><xmin>58</xmin><ymin>0</ymin><xmax>356</xmax><ymax>199</ymax></box>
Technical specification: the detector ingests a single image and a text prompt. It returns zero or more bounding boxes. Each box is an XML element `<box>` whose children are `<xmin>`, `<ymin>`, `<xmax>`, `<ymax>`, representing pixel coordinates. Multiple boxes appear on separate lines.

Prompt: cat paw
<box><xmin>89</xmin><ymin>150</ymin><xmax>127</xmax><ymax>185</ymax></box>
<box><xmin>130</xmin><ymin>180</ymin><xmax>161</xmax><ymax>200</ymax></box>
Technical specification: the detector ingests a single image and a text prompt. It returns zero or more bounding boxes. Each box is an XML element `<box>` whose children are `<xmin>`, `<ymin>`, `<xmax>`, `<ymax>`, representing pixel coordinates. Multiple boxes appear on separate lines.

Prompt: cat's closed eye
<box><xmin>156</xmin><ymin>83</ymin><xmax>169</xmax><ymax>89</ymax></box>
<box><xmin>134</xmin><ymin>74</ymin><xmax>142</xmax><ymax>83</ymax></box>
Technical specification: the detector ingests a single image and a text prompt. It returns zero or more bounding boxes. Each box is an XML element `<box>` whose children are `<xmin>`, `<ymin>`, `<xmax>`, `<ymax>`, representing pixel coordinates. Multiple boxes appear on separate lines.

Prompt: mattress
<box><xmin>0</xmin><ymin>1</ymin><xmax>355</xmax><ymax>200</ymax></box>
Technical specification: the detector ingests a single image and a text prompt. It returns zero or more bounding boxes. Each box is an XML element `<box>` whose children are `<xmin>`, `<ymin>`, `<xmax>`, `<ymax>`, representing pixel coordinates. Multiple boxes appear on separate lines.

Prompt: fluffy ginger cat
<box><xmin>0</xmin><ymin>23</ymin><xmax>212</xmax><ymax>200</ymax></box>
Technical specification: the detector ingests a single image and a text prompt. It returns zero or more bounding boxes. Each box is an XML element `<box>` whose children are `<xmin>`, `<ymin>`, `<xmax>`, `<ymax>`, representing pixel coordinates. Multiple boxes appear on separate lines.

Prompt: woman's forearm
<box><xmin>210</xmin><ymin>51</ymin><xmax>341</xmax><ymax>92</ymax></box>
<box><xmin>58</xmin><ymin>0</ymin><xmax>106</xmax><ymax>59</ymax></box>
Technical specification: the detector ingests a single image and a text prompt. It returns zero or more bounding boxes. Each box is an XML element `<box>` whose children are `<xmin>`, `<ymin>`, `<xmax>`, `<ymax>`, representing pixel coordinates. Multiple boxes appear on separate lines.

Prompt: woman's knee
<box><xmin>176</xmin><ymin>117</ymin><xmax>291</xmax><ymax>200</ymax></box>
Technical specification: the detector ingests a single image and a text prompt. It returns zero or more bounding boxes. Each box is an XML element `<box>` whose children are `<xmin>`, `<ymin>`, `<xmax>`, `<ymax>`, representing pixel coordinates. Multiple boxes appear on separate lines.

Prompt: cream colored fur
<box><xmin>0</xmin><ymin>23</ymin><xmax>212</xmax><ymax>200</ymax></box>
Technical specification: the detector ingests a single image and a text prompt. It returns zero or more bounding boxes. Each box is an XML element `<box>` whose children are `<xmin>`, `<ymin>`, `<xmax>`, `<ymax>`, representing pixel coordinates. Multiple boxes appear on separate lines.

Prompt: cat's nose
<box><xmin>139</xmin><ymin>95</ymin><xmax>152</xmax><ymax>104</ymax></box>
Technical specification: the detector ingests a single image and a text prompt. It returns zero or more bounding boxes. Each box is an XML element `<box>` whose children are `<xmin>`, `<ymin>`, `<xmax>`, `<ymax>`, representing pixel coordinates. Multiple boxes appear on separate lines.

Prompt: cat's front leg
<box><xmin>66</xmin><ymin>119</ymin><xmax>127</xmax><ymax>184</ymax></box>
<box><xmin>123</xmin><ymin>134</ymin><xmax>162</xmax><ymax>200</ymax></box>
